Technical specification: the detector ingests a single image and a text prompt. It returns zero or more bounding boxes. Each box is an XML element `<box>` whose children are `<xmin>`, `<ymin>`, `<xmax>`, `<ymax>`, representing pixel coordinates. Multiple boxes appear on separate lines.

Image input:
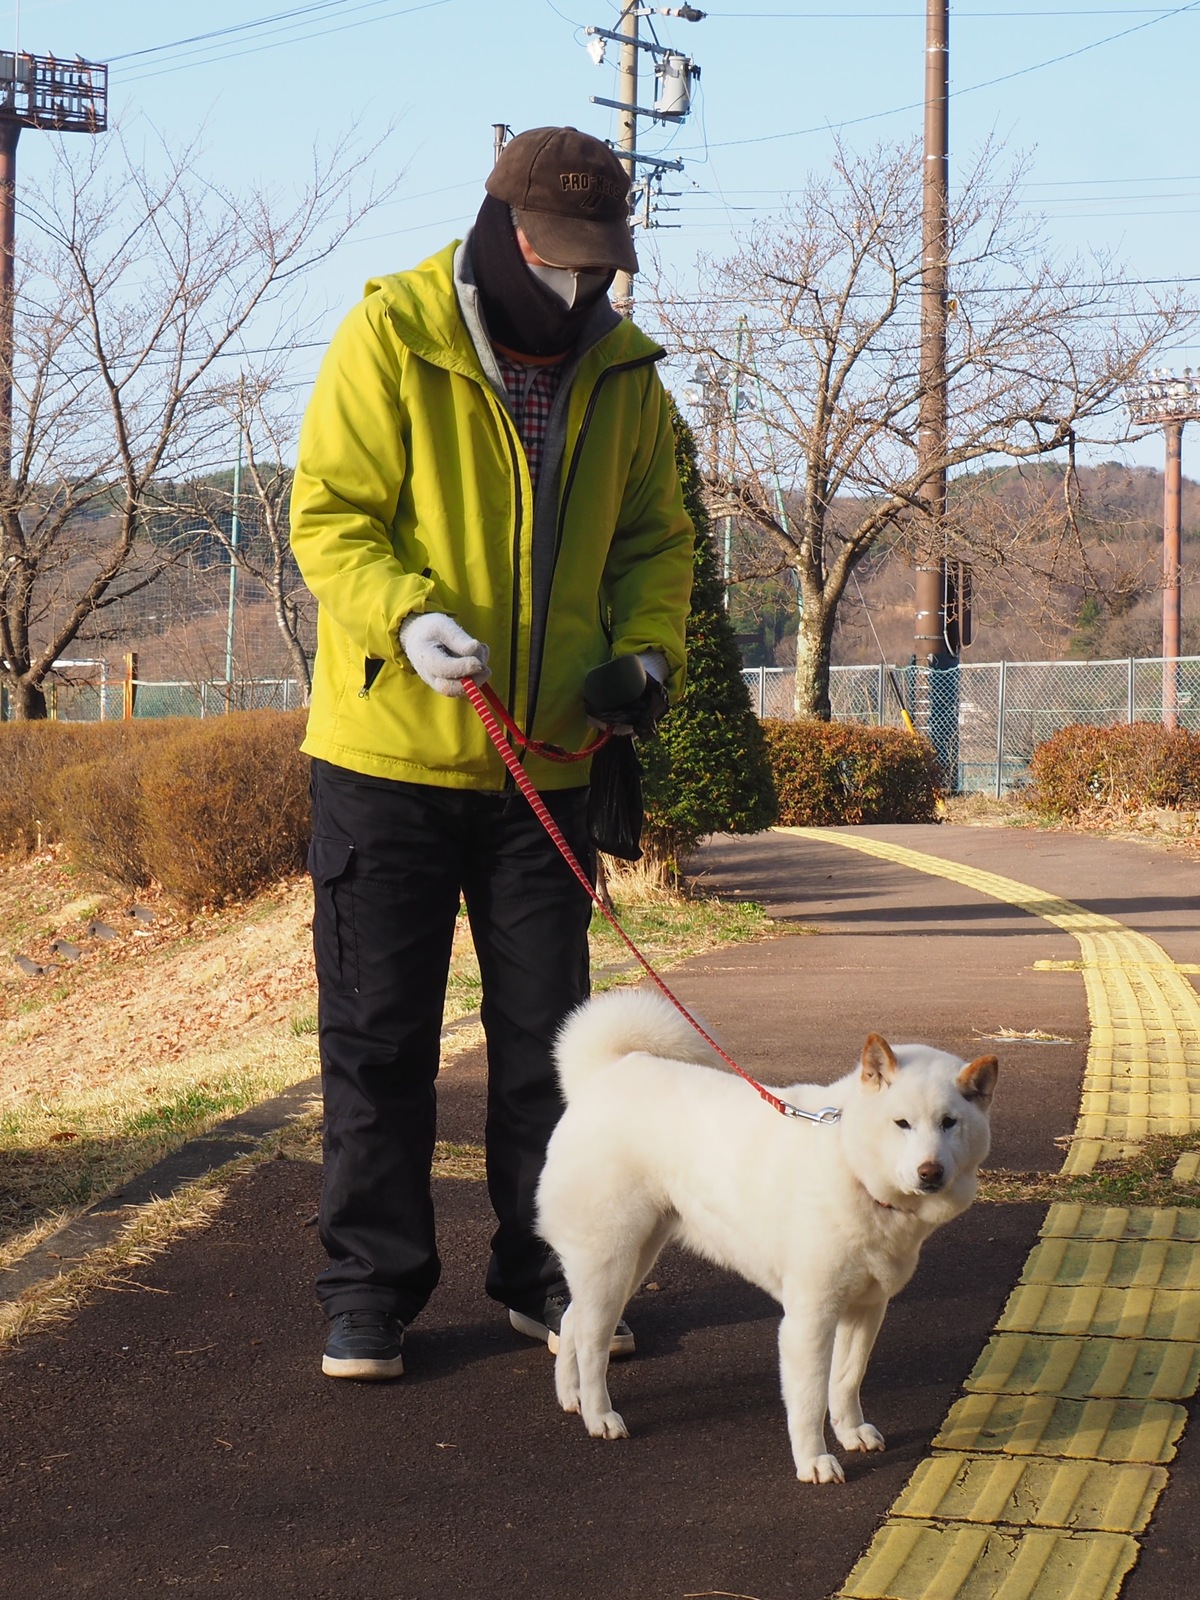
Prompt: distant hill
<box><xmin>727</xmin><ymin>461</ymin><xmax>1200</xmax><ymax>668</ymax></box>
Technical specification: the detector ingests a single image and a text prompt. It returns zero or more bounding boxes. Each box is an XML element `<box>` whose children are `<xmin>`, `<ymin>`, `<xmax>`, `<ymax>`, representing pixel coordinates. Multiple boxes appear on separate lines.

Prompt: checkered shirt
<box><xmin>495</xmin><ymin>352</ymin><xmax>567</xmax><ymax>489</ymax></box>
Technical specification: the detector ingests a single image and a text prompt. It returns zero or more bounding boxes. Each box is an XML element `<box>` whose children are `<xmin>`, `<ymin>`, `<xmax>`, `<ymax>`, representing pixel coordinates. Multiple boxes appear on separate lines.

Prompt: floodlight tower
<box><xmin>1125</xmin><ymin>367</ymin><xmax>1200</xmax><ymax>728</ymax></box>
<box><xmin>584</xmin><ymin>5</ymin><xmax>704</xmax><ymax>316</ymax></box>
<box><xmin>0</xmin><ymin>52</ymin><xmax>107</xmax><ymax>489</ymax></box>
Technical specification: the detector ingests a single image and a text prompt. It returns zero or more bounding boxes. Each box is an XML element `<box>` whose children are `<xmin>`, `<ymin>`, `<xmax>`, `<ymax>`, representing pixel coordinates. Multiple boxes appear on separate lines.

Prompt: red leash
<box><xmin>462</xmin><ymin>677</ymin><xmax>839</xmax><ymax>1126</ymax></box>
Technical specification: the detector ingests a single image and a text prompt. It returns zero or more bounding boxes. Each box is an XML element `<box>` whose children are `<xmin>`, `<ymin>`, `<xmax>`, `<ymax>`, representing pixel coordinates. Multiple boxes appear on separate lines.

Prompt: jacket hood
<box><xmin>364</xmin><ymin>241</ymin><xmax>663</xmax><ymax>376</ymax></box>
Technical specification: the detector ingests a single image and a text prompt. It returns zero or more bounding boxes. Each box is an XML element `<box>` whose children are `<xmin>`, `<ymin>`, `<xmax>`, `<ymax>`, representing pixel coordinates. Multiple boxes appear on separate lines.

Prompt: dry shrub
<box><xmin>1028</xmin><ymin>722</ymin><xmax>1200</xmax><ymax>818</ymax></box>
<box><xmin>49</xmin><ymin>720</ymin><xmax>186</xmax><ymax>883</ymax></box>
<box><xmin>138</xmin><ymin>710</ymin><xmax>309</xmax><ymax>908</ymax></box>
<box><xmin>0</xmin><ymin>722</ymin><xmax>114</xmax><ymax>852</ymax></box>
<box><xmin>762</xmin><ymin>718</ymin><xmax>941</xmax><ymax>825</ymax></box>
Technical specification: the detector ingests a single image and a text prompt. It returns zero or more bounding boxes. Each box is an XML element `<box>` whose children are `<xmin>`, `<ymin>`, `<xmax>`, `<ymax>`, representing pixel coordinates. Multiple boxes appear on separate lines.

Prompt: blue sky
<box><xmin>14</xmin><ymin>1</ymin><xmax>1200</xmax><ymax>469</ymax></box>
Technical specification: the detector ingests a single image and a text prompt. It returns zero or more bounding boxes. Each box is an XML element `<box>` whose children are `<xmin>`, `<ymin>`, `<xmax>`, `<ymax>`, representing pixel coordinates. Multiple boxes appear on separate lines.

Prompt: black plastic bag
<box><xmin>587</xmin><ymin>735</ymin><xmax>644</xmax><ymax>861</ymax></box>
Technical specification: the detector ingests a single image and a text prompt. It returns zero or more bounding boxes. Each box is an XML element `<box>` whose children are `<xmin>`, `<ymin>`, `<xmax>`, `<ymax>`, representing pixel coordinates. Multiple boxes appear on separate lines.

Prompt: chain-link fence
<box><xmin>742</xmin><ymin>656</ymin><xmax>1200</xmax><ymax>795</ymax></box>
<box><xmin>24</xmin><ymin>675</ymin><xmax>306</xmax><ymax>722</ymax></box>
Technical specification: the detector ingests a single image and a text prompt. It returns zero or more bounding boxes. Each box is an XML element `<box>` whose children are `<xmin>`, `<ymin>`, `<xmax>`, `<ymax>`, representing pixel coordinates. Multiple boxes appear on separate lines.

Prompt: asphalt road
<box><xmin>2</xmin><ymin>825</ymin><xmax>1197</xmax><ymax>1600</ymax></box>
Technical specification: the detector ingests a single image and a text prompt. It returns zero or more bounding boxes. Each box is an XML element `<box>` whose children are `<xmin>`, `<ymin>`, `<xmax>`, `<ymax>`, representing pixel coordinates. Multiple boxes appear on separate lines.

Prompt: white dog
<box><xmin>536</xmin><ymin>988</ymin><xmax>998</xmax><ymax>1484</ymax></box>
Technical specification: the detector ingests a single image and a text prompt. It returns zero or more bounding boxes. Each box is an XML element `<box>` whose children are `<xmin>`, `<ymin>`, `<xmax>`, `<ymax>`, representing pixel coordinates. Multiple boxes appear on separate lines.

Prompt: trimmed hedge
<box><xmin>762</xmin><ymin>718</ymin><xmax>941</xmax><ymax>825</ymax></box>
<box><xmin>1028</xmin><ymin>722</ymin><xmax>1200</xmax><ymax>818</ymax></box>
<box><xmin>0</xmin><ymin>711</ymin><xmax>309</xmax><ymax>908</ymax></box>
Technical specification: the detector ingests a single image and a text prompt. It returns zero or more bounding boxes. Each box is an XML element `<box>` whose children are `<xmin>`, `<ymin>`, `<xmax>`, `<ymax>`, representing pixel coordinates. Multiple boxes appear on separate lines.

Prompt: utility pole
<box><xmin>1125</xmin><ymin>368</ymin><xmax>1200</xmax><ymax>729</ymax></box>
<box><xmin>612</xmin><ymin>6</ymin><xmax>639</xmax><ymax>314</ymax></box>
<box><xmin>492</xmin><ymin>123</ymin><xmax>510</xmax><ymax>166</ymax></box>
<box><xmin>585</xmin><ymin>5</ymin><xmax>704</xmax><ymax>318</ymax></box>
<box><xmin>912</xmin><ymin>0</ymin><xmax>954</xmax><ymax>766</ymax></box>
<box><xmin>224</xmin><ymin>419</ymin><xmax>243</xmax><ymax>708</ymax></box>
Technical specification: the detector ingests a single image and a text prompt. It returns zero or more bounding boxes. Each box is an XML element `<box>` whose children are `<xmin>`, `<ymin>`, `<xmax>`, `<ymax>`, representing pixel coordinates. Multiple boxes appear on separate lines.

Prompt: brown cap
<box><xmin>486</xmin><ymin>126</ymin><xmax>638</xmax><ymax>275</ymax></box>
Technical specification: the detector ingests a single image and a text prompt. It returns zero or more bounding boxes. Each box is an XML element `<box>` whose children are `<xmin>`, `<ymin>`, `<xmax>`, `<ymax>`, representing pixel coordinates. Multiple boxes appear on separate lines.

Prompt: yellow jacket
<box><xmin>290</xmin><ymin>242</ymin><xmax>694</xmax><ymax>790</ymax></box>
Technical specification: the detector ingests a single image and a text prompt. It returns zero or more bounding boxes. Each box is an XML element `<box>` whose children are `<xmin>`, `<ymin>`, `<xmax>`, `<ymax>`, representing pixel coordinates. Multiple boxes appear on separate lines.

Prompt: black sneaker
<box><xmin>321</xmin><ymin>1310</ymin><xmax>405</xmax><ymax>1380</ymax></box>
<box><xmin>509</xmin><ymin>1292</ymin><xmax>635</xmax><ymax>1359</ymax></box>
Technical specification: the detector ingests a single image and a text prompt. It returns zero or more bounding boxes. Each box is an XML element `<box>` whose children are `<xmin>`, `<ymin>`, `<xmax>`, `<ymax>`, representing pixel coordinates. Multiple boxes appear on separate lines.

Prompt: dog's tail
<box><xmin>553</xmin><ymin>988</ymin><xmax>718</xmax><ymax>1100</ymax></box>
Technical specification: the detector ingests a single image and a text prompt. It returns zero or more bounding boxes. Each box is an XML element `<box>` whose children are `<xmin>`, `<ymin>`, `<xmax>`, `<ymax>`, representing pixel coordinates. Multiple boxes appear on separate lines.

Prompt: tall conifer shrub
<box><xmin>637</xmin><ymin>404</ymin><xmax>778</xmax><ymax>881</ymax></box>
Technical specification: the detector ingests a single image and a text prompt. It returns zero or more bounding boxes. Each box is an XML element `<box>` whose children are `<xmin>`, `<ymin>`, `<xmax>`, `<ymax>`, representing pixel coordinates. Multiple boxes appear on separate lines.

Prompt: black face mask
<box><xmin>468</xmin><ymin>194</ymin><xmax>615</xmax><ymax>358</ymax></box>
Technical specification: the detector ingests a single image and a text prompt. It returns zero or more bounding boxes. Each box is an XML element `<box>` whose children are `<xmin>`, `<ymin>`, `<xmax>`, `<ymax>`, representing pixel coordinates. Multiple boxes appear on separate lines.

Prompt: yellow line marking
<box><xmin>774</xmin><ymin>831</ymin><xmax>1200</xmax><ymax>1598</ymax></box>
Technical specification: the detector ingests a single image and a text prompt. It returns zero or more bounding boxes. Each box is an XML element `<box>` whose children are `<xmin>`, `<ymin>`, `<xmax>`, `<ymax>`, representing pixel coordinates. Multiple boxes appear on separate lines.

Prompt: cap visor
<box><xmin>515</xmin><ymin>208</ymin><xmax>638</xmax><ymax>274</ymax></box>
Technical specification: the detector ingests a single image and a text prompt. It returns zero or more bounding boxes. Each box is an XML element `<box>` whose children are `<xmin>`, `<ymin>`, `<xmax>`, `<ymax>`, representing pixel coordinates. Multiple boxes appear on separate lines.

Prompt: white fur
<box><xmin>537</xmin><ymin>989</ymin><xmax>998</xmax><ymax>1484</ymax></box>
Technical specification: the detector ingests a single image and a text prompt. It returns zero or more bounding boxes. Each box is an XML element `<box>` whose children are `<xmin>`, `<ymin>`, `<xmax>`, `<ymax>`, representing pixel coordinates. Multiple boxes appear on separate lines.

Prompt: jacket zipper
<box><xmin>524</xmin><ymin>352</ymin><xmax>662</xmax><ymax>738</ymax></box>
<box><xmin>499</xmin><ymin>412</ymin><xmax>524</xmax><ymax>720</ymax></box>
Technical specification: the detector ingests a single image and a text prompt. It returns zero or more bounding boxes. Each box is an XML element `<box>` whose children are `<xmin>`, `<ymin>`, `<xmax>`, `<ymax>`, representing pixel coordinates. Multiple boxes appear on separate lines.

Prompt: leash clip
<box><xmin>781</xmin><ymin>1103</ymin><xmax>842</xmax><ymax>1125</ymax></box>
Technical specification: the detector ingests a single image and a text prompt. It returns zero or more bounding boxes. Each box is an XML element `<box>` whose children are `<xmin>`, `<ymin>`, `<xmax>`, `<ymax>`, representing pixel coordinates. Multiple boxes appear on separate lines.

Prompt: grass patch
<box><xmin>979</xmin><ymin>1133</ymin><xmax>1200</xmax><ymax>1208</ymax></box>
<box><xmin>0</xmin><ymin>1034</ymin><xmax>320</xmax><ymax>1246</ymax></box>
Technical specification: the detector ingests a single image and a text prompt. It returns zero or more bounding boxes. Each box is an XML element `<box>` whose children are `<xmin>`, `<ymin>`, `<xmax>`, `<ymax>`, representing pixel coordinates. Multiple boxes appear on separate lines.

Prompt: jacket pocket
<box><xmin>308</xmin><ymin>835</ymin><xmax>358</xmax><ymax>994</ymax></box>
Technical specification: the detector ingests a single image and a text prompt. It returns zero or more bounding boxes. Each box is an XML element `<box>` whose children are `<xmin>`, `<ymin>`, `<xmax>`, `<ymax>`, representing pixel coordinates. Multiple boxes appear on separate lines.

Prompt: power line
<box><xmin>118</xmin><ymin>0</ymin><xmax>452</xmax><ymax>83</ymax></box>
<box><xmin>674</xmin><ymin>0</ymin><xmax>1200</xmax><ymax>154</ymax></box>
<box><xmin>108</xmin><ymin>0</ymin><xmax>376</xmax><ymax>63</ymax></box>
<box><xmin>703</xmin><ymin>7</ymin><xmax>1192</xmax><ymax>16</ymax></box>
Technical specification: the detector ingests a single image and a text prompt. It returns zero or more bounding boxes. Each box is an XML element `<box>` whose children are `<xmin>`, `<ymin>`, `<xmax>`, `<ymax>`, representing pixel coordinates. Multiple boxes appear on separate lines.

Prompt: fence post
<box><xmin>122</xmin><ymin>652</ymin><xmax>137</xmax><ymax>721</ymax></box>
<box><xmin>994</xmin><ymin>658</ymin><xmax>1007</xmax><ymax>799</ymax></box>
<box><xmin>758</xmin><ymin>665</ymin><xmax>766</xmax><ymax>717</ymax></box>
<box><xmin>1127</xmin><ymin>657</ymin><xmax>1135</xmax><ymax>724</ymax></box>
<box><xmin>876</xmin><ymin>662</ymin><xmax>885</xmax><ymax>725</ymax></box>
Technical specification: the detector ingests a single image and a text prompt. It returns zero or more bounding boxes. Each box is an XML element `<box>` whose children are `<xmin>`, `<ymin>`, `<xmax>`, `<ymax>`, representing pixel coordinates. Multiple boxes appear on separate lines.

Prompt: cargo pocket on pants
<box><xmin>309</xmin><ymin>835</ymin><xmax>358</xmax><ymax>994</ymax></box>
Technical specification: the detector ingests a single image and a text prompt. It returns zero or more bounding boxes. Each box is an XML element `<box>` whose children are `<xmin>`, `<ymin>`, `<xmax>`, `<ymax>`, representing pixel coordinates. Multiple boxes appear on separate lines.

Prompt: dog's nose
<box><xmin>918</xmin><ymin>1161</ymin><xmax>944</xmax><ymax>1190</ymax></box>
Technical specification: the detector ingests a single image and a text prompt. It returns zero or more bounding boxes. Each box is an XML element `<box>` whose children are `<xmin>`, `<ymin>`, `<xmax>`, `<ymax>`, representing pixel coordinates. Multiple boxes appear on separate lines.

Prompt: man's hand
<box><xmin>585</xmin><ymin>651</ymin><xmax>669</xmax><ymax>737</ymax></box>
<box><xmin>400</xmin><ymin>613</ymin><xmax>491</xmax><ymax>697</ymax></box>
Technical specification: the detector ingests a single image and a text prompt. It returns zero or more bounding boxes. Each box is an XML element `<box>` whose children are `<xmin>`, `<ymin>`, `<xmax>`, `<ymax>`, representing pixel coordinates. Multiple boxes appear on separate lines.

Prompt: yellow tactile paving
<box><xmin>997</xmin><ymin>1283</ymin><xmax>1200</xmax><ymax>1341</ymax></box>
<box><xmin>891</xmin><ymin>1455</ymin><xmax>1167</xmax><ymax>1532</ymax></box>
<box><xmin>932</xmin><ymin>1393</ymin><xmax>1185</xmax><ymax>1462</ymax></box>
<box><xmin>1040</xmin><ymin>1205</ymin><xmax>1200</xmax><ymax>1242</ymax></box>
<box><xmin>1021</xmin><ymin>1237</ymin><xmax>1200</xmax><ymax>1290</ymax></box>
<box><xmin>966</xmin><ymin>1334</ymin><xmax>1200</xmax><ymax>1400</ymax></box>
<box><xmin>838</xmin><ymin>1521</ymin><xmax>1138</xmax><ymax>1600</ymax></box>
<box><xmin>781</xmin><ymin>829</ymin><xmax>1200</xmax><ymax>1599</ymax></box>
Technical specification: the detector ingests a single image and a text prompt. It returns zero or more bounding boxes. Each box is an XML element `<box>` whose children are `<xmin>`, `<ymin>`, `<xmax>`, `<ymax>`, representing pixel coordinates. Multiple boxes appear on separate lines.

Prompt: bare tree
<box><xmin>175</xmin><ymin>374</ymin><xmax>312</xmax><ymax>703</ymax></box>
<box><xmin>656</xmin><ymin>139</ymin><xmax>1198</xmax><ymax>716</ymax></box>
<box><xmin>0</xmin><ymin>126</ymin><xmax>395</xmax><ymax>718</ymax></box>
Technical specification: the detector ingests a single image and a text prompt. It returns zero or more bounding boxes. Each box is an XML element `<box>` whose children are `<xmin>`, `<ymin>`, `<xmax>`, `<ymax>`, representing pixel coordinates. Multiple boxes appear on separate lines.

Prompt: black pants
<box><xmin>308</xmin><ymin>759</ymin><xmax>594</xmax><ymax>1325</ymax></box>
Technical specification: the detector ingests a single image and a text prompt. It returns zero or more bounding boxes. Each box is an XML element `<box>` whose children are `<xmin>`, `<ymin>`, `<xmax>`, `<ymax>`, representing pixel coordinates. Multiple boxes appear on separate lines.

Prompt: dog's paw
<box><xmin>585</xmin><ymin>1409</ymin><xmax>629</xmax><ymax>1441</ymax></box>
<box><xmin>795</xmin><ymin>1453</ymin><xmax>845</xmax><ymax>1485</ymax></box>
<box><xmin>557</xmin><ymin>1386</ymin><xmax>581</xmax><ymax>1415</ymax></box>
<box><xmin>835</xmin><ymin>1422</ymin><xmax>886</xmax><ymax>1453</ymax></box>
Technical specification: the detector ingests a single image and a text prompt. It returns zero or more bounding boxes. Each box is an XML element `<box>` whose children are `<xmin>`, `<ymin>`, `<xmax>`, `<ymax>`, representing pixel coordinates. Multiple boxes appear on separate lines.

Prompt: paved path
<box><xmin>1</xmin><ymin>825</ymin><xmax>1198</xmax><ymax>1600</ymax></box>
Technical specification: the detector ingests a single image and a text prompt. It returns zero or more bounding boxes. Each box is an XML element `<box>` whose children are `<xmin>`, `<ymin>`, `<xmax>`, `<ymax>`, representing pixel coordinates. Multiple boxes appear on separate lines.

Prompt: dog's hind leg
<box><xmin>559</xmin><ymin>1255</ymin><xmax>634</xmax><ymax>1441</ymax></box>
<box><xmin>829</xmin><ymin>1294</ymin><xmax>888</xmax><ymax>1455</ymax></box>
<box><xmin>778</xmin><ymin>1299</ymin><xmax>843</xmax><ymax>1484</ymax></box>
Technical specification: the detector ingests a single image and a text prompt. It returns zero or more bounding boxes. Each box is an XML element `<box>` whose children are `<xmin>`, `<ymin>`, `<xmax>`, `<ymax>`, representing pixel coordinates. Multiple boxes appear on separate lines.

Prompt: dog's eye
<box><xmin>941</xmin><ymin>1116</ymin><xmax>958</xmax><ymax>1130</ymax></box>
<box><xmin>894</xmin><ymin>1119</ymin><xmax>911</xmax><ymax>1130</ymax></box>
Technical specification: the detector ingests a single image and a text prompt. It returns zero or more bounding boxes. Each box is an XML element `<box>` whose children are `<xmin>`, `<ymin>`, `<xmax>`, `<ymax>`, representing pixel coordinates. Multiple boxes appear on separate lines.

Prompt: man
<box><xmin>290</xmin><ymin>126</ymin><xmax>694</xmax><ymax>1380</ymax></box>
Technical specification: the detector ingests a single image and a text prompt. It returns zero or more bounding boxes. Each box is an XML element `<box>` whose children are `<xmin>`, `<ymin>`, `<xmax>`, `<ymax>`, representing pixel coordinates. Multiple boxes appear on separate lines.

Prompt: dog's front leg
<box><xmin>778</xmin><ymin>1302</ymin><xmax>842</xmax><ymax>1484</ymax></box>
<box><xmin>829</xmin><ymin>1294</ymin><xmax>888</xmax><ymax>1455</ymax></box>
<box><xmin>554</xmin><ymin>1301</ymin><xmax>581</xmax><ymax>1415</ymax></box>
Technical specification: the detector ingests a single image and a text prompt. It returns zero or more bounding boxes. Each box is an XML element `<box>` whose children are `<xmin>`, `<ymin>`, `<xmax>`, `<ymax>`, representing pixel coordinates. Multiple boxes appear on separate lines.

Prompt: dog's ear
<box><xmin>957</xmin><ymin>1055</ymin><xmax>998</xmax><ymax>1106</ymax></box>
<box><xmin>860</xmin><ymin>1034</ymin><xmax>900</xmax><ymax>1091</ymax></box>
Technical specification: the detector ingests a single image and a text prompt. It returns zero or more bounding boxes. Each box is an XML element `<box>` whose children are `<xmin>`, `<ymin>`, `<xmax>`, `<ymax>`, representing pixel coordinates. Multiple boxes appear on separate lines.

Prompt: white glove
<box><xmin>399</xmin><ymin>612</ymin><xmax>490</xmax><ymax>698</ymax></box>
